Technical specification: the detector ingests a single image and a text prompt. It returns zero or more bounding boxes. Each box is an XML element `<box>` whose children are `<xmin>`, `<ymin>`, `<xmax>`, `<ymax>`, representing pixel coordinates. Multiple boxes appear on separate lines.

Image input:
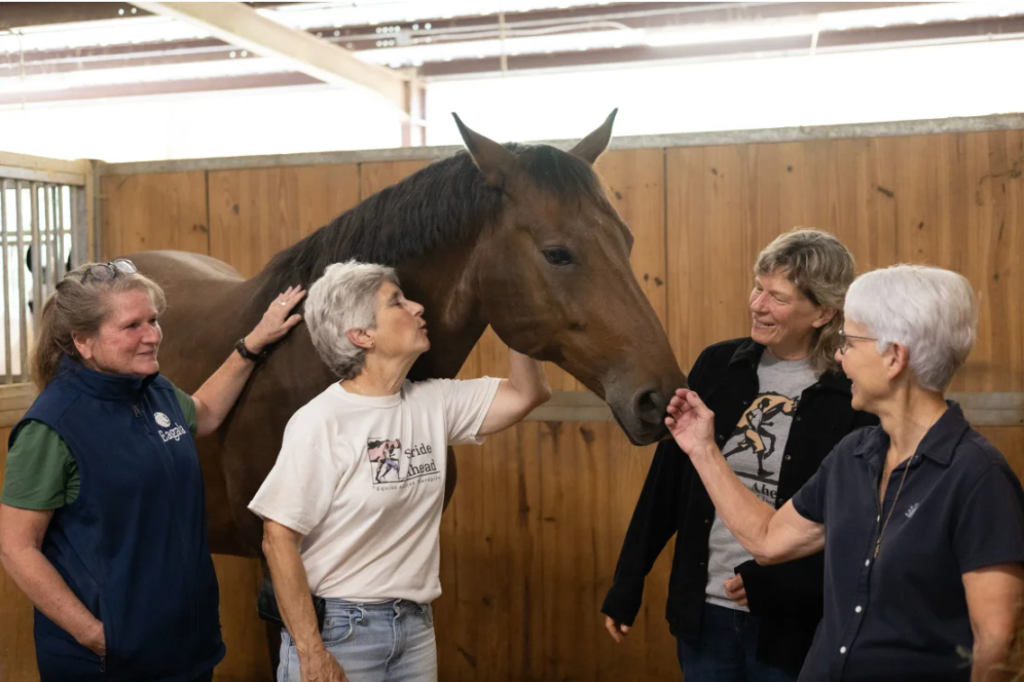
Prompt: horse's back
<box><xmin>125</xmin><ymin>250</ymin><xmax>244</xmax><ymax>284</ymax></box>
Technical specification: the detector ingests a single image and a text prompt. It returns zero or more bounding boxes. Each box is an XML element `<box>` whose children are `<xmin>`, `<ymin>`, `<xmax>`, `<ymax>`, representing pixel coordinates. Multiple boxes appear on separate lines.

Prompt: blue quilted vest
<box><xmin>9</xmin><ymin>357</ymin><xmax>225</xmax><ymax>681</ymax></box>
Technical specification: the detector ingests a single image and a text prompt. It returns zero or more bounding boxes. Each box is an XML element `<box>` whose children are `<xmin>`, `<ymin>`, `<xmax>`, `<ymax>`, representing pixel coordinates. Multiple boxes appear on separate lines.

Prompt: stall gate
<box><xmin>0</xmin><ymin>153</ymin><xmax>92</xmax><ymax>422</ymax></box>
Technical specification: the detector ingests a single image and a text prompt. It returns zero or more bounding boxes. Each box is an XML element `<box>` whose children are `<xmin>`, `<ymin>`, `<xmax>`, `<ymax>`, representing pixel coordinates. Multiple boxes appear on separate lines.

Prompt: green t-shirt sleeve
<box><xmin>172</xmin><ymin>385</ymin><xmax>199</xmax><ymax>437</ymax></box>
<box><xmin>1</xmin><ymin>421</ymin><xmax>78</xmax><ymax>510</ymax></box>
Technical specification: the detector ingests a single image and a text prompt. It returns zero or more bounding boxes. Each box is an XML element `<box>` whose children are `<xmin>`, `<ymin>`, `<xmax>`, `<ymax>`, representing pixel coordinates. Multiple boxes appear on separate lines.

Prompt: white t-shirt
<box><xmin>248</xmin><ymin>377</ymin><xmax>501</xmax><ymax>604</ymax></box>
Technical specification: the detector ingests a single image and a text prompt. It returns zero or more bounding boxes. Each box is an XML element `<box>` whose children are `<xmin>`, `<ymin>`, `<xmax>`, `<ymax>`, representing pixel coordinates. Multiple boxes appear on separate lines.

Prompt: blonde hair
<box><xmin>755</xmin><ymin>228</ymin><xmax>856</xmax><ymax>374</ymax></box>
<box><xmin>32</xmin><ymin>263</ymin><xmax>166</xmax><ymax>390</ymax></box>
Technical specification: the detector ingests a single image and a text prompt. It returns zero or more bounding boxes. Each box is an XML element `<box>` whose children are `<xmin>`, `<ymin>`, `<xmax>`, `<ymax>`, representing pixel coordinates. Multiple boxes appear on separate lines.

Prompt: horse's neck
<box><xmin>400</xmin><ymin>244</ymin><xmax>489</xmax><ymax>381</ymax></box>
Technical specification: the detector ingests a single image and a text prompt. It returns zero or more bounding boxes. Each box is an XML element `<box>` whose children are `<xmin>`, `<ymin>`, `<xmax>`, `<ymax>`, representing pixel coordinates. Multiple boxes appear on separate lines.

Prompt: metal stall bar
<box><xmin>71</xmin><ymin>185</ymin><xmax>85</xmax><ymax>268</ymax></box>
<box><xmin>72</xmin><ymin>183</ymin><xmax>87</xmax><ymax>268</ymax></box>
<box><xmin>15</xmin><ymin>182</ymin><xmax>27</xmax><ymax>381</ymax></box>
<box><xmin>30</xmin><ymin>182</ymin><xmax>42</xmax><ymax>335</ymax></box>
<box><xmin>49</xmin><ymin>185</ymin><xmax>59</xmax><ymax>290</ymax></box>
<box><xmin>55</xmin><ymin>186</ymin><xmax>66</xmax><ymax>280</ymax></box>
<box><xmin>43</xmin><ymin>184</ymin><xmax>54</xmax><ymax>304</ymax></box>
<box><xmin>1</xmin><ymin>179</ymin><xmax>11</xmax><ymax>384</ymax></box>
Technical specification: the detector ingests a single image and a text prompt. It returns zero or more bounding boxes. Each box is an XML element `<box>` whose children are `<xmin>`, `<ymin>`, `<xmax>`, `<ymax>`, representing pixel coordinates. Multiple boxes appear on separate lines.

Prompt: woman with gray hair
<box><xmin>664</xmin><ymin>264</ymin><xmax>1024</xmax><ymax>682</ymax></box>
<box><xmin>604</xmin><ymin>228</ymin><xmax>878</xmax><ymax>682</ymax></box>
<box><xmin>249</xmin><ymin>260</ymin><xmax>551</xmax><ymax>682</ymax></box>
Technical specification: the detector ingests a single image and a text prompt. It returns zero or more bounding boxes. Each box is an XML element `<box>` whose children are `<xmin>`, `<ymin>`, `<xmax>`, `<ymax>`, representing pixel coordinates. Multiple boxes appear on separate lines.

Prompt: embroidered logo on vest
<box><xmin>905</xmin><ymin>502</ymin><xmax>920</xmax><ymax>519</ymax></box>
<box><xmin>154</xmin><ymin>411</ymin><xmax>186</xmax><ymax>443</ymax></box>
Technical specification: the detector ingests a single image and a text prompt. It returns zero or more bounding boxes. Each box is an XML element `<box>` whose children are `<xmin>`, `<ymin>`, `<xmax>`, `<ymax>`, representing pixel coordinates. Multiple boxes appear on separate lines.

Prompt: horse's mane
<box><xmin>252</xmin><ymin>142</ymin><xmax>603</xmax><ymax>304</ymax></box>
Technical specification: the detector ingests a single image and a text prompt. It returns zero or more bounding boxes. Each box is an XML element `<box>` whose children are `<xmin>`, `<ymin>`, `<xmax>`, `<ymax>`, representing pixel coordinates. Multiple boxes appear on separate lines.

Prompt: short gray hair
<box><xmin>755</xmin><ymin>228</ymin><xmax>856</xmax><ymax>374</ymax></box>
<box><xmin>845</xmin><ymin>264</ymin><xmax>977</xmax><ymax>392</ymax></box>
<box><xmin>306</xmin><ymin>260</ymin><xmax>399</xmax><ymax>380</ymax></box>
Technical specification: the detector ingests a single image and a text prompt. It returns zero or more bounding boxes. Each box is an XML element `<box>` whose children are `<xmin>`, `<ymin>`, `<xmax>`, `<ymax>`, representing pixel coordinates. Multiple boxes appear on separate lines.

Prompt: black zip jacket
<box><xmin>602</xmin><ymin>338</ymin><xmax>879</xmax><ymax>677</ymax></box>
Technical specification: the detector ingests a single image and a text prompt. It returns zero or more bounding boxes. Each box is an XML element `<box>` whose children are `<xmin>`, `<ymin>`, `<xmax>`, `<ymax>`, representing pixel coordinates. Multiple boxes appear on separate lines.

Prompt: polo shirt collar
<box><xmin>916</xmin><ymin>402</ymin><xmax>970</xmax><ymax>466</ymax></box>
<box><xmin>853</xmin><ymin>401</ymin><xmax>969</xmax><ymax>467</ymax></box>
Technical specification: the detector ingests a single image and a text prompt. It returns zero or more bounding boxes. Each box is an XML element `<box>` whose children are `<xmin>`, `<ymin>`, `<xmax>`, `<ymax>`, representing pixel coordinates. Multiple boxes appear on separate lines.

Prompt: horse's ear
<box><xmin>452</xmin><ymin>113</ymin><xmax>517</xmax><ymax>188</ymax></box>
<box><xmin>568</xmin><ymin>109</ymin><xmax>618</xmax><ymax>165</ymax></box>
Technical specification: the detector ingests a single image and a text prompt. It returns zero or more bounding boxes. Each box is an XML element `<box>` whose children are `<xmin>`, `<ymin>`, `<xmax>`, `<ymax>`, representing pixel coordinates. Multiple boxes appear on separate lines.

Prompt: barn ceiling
<box><xmin>2</xmin><ymin>1</ymin><xmax>1024</xmax><ymax>107</ymax></box>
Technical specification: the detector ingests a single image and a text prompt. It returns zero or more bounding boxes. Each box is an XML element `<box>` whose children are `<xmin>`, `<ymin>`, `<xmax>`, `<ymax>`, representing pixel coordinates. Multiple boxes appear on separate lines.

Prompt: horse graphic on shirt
<box><xmin>367</xmin><ymin>439</ymin><xmax>403</xmax><ymax>483</ymax></box>
<box><xmin>722</xmin><ymin>394</ymin><xmax>797</xmax><ymax>479</ymax></box>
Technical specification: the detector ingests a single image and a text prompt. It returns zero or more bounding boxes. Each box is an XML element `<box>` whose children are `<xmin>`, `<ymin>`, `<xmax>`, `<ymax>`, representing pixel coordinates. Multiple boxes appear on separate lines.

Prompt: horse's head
<box><xmin>453</xmin><ymin>111</ymin><xmax>687</xmax><ymax>445</ymax></box>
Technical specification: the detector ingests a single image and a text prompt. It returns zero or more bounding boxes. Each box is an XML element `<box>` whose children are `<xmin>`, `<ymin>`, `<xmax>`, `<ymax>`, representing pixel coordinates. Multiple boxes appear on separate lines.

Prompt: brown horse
<box><xmin>129</xmin><ymin>111</ymin><xmax>686</xmax><ymax>558</ymax></box>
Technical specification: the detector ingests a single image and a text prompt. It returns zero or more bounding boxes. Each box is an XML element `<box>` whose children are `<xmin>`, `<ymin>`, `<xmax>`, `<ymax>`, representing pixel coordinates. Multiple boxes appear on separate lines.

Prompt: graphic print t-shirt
<box><xmin>248</xmin><ymin>377</ymin><xmax>500</xmax><ymax>604</ymax></box>
<box><xmin>705</xmin><ymin>354</ymin><xmax>817</xmax><ymax>610</ymax></box>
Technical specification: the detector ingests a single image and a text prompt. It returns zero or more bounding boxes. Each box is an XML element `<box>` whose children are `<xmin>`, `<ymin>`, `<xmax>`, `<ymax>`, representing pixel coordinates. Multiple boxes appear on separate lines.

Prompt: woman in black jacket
<box><xmin>602</xmin><ymin>229</ymin><xmax>877</xmax><ymax>682</ymax></box>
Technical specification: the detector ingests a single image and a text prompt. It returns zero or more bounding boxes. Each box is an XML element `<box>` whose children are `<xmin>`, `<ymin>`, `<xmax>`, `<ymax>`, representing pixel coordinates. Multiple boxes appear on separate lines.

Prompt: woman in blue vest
<box><xmin>0</xmin><ymin>259</ymin><xmax>304</xmax><ymax>682</ymax></box>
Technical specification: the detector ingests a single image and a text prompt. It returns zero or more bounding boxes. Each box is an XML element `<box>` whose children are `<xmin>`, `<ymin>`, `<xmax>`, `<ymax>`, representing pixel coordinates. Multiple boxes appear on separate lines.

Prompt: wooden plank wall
<box><xmin>1</xmin><ymin>128</ymin><xmax>1021</xmax><ymax>682</ymax></box>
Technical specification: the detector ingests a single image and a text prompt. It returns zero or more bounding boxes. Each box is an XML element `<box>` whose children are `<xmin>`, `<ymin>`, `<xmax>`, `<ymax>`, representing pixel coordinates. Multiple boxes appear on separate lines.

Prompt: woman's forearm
<box><xmin>262</xmin><ymin>526</ymin><xmax>324</xmax><ymax>658</ymax></box>
<box><xmin>971</xmin><ymin>636</ymin><xmax>1014</xmax><ymax>682</ymax></box>
<box><xmin>1</xmin><ymin>546</ymin><xmax>103</xmax><ymax>650</ymax></box>
<box><xmin>192</xmin><ymin>348</ymin><xmax>257</xmax><ymax>436</ymax></box>
<box><xmin>688</xmin><ymin>446</ymin><xmax>777</xmax><ymax>562</ymax></box>
<box><xmin>193</xmin><ymin>286</ymin><xmax>306</xmax><ymax>436</ymax></box>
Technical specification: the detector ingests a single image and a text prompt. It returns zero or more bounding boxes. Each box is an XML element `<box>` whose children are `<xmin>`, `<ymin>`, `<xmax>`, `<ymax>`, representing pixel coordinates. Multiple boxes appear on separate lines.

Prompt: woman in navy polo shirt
<box><xmin>664</xmin><ymin>264</ymin><xmax>1024</xmax><ymax>682</ymax></box>
<box><xmin>0</xmin><ymin>259</ymin><xmax>304</xmax><ymax>682</ymax></box>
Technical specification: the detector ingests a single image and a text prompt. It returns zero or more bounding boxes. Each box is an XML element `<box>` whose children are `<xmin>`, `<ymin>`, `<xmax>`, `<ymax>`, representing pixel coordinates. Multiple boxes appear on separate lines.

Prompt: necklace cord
<box><xmin>875</xmin><ymin>456</ymin><xmax>914</xmax><ymax>559</ymax></box>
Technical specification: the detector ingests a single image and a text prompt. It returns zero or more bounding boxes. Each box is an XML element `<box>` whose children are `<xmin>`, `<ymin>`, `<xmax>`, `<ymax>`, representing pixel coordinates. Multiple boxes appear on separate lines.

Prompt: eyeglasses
<box><xmin>79</xmin><ymin>259</ymin><xmax>138</xmax><ymax>283</ymax></box>
<box><xmin>837</xmin><ymin>329</ymin><xmax>878</xmax><ymax>354</ymax></box>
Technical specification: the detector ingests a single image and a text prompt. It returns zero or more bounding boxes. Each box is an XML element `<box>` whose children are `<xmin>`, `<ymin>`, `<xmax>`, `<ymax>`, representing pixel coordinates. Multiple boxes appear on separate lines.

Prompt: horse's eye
<box><xmin>542</xmin><ymin>247</ymin><xmax>574</xmax><ymax>266</ymax></box>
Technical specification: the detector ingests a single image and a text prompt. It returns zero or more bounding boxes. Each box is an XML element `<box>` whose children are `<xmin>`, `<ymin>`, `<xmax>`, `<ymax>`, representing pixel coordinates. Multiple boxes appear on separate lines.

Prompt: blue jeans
<box><xmin>278</xmin><ymin>599</ymin><xmax>436</xmax><ymax>682</ymax></box>
<box><xmin>676</xmin><ymin>604</ymin><xmax>797</xmax><ymax>682</ymax></box>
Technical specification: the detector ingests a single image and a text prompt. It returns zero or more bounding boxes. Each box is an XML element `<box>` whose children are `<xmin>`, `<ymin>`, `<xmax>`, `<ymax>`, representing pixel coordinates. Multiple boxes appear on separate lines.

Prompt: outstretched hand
<box><xmin>246</xmin><ymin>285</ymin><xmax>307</xmax><ymax>353</ymax></box>
<box><xmin>665</xmin><ymin>389</ymin><xmax>717</xmax><ymax>459</ymax></box>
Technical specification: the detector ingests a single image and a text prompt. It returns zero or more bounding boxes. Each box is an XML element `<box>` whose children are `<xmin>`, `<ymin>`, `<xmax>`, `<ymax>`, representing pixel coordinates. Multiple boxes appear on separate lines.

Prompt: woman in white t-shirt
<box><xmin>249</xmin><ymin>260</ymin><xmax>552</xmax><ymax>682</ymax></box>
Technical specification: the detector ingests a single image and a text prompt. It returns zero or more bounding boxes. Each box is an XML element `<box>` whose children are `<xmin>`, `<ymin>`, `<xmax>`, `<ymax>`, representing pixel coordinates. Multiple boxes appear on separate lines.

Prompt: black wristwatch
<box><xmin>234</xmin><ymin>337</ymin><xmax>268</xmax><ymax>363</ymax></box>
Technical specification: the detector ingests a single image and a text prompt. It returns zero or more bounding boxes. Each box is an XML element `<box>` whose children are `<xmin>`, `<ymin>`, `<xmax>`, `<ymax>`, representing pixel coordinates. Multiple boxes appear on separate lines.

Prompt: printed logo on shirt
<box><xmin>154</xmin><ymin>412</ymin><xmax>171</xmax><ymax>428</ymax></box>
<box><xmin>905</xmin><ymin>502</ymin><xmax>920</xmax><ymax>519</ymax></box>
<box><xmin>720</xmin><ymin>393</ymin><xmax>799</xmax><ymax>502</ymax></box>
<box><xmin>367</xmin><ymin>438</ymin><xmax>439</xmax><ymax>488</ymax></box>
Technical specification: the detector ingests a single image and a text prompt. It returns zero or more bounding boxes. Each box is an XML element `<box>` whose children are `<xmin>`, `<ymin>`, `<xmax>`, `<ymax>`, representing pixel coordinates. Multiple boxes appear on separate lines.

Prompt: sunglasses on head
<box><xmin>78</xmin><ymin>259</ymin><xmax>138</xmax><ymax>284</ymax></box>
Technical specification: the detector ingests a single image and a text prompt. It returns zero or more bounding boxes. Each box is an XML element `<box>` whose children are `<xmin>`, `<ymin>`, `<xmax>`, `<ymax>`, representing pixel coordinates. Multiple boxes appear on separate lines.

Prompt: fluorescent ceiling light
<box><xmin>261</xmin><ymin>0</ymin><xmax>618</xmax><ymax>31</ymax></box>
<box><xmin>0</xmin><ymin>57</ymin><xmax>292</xmax><ymax>95</ymax></box>
<box><xmin>646</xmin><ymin>19</ymin><xmax>816</xmax><ymax>48</ymax></box>
<box><xmin>0</xmin><ymin>17</ymin><xmax>208</xmax><ymax>54</ymax></box>
<box><xmin>644</xmin><ymin>2</ymin><xmax>1024</xmax><ymax>49</ymax></box>
<box><xmin>360</xmin><ymin>28</ymin><xmax>645</xmax><ymax>67</ymax></box>
<box><xmin>817</xmin><ymin>1</ymin><xmax>1024</xmax><ymax>31</ymax></box>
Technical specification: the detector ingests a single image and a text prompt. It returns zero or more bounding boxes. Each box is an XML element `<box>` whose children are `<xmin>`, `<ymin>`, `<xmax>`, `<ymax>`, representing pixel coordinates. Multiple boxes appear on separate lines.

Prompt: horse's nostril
<box><xmin>634</xmin><ymin>389</ymin><xmax>667</xmax><ymax>426</ymax></box>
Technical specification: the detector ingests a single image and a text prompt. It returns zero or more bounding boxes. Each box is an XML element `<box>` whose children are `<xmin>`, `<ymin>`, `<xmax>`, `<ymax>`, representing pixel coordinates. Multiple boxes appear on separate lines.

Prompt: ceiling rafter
<box><xmin>130</xmin><ymin>1</ymin><xmax>407</xmax><ymax>109</ymax></box>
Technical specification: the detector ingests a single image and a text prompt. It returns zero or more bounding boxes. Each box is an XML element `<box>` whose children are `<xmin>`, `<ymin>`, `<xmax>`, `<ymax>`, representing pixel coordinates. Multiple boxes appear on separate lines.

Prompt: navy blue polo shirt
<box><xmin>791</xmin><ymin>403</ymin><xmax>1024</xmax><ymax>682</ymax></box>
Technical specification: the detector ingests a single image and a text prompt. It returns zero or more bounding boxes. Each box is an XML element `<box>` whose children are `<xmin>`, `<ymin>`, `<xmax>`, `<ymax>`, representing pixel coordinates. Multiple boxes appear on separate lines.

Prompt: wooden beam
<box><xmin>131</xmin><ymin>1</ymin><xmax>406</xmax><ymax>110</ymax></box>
